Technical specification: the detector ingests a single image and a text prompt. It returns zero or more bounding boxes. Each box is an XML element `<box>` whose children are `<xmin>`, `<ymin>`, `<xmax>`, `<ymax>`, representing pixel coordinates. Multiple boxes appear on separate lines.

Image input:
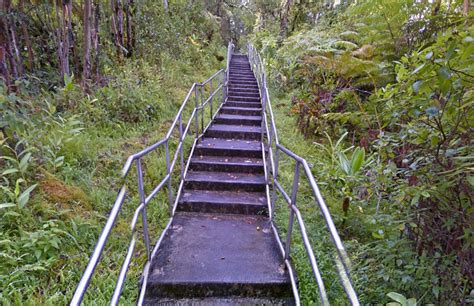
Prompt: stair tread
<box><xmin>186</xmin><ymin>170</ymin><xmax>265</xmax><ymax>185</ymax></box>
<box><xmin>191</xmin><ymin>155</ymin><xmax>263</xmax><ymax>166</ymax></box>
<box><xmin>216</xmin><ymin>114</ymin><xmax>261</xmax><ymax>121</ymax></box>
<box><xmin>148</xmin><ymin>213</ymin><xmax>289</xmax><ymax>285</ymax></box>
<box><xmin>196</xmin><ymin>138</ymin><xmax>261</xmax><ymax>151</ymax></box>
<box><xmin>221</xmin><ymin>106</ymin><xmax>262</xmax><ymax>111</ymax></box>
<box><xmin>144</xmin><ymin>297</ymin><xmax>294</xmax><ymax>306</ymax></box>
<box><xmin>180</xmin><ymin>189</ymin><xmax>266</xmax><ymax>206</ymax></box>
<box><xmin>208</xmin><ymin>124</ymin><xmax>261</xmax><ymax>133</ymax></box>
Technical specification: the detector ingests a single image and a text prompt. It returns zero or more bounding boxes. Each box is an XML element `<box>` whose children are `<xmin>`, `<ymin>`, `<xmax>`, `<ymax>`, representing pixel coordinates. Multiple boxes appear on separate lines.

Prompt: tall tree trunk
<box><xmin>163</xmin><ymin>0</ymin><xmax>168</xmax><ymax>14</ymax></box>
<box><xmin>0</xmin><ymin>0</ymin><xmax>11</xmax><ymax>90</ymax></box>
<box><xmin>83</xmin><ymin>0</ymin><xmax>92</xmax><ymax>82</ymax></box>
<box><xmin>56</xmin><ymin>0</ymin><xmax>70</xmax><ymax>78</ymax></box>
<box><xmin>111</xmin><ymin>0</ymin><xmax>124</xmax><ymax>59</ymax></box>
<box><xmin>18</xmin><ymin>0</ymin><xmax>34</xmax><ymax>71</ymax></box>
<box><xmin>463</xmin><ymin>0</ymin><xmax>470</xmax><ymax>15</ymax></box>
<box><xmin>8</xmin><ymin>15</ymin><xmax>24</xmax><ymax>76</ymax></box>
<box><xmin>278</xmin><ymin>0</ymin><xmax>293</xmax><ymax>45</ymax></box>
<box><xmin>125</xmin><ymin>0</ymin><xmax>133</xmax><ymax>57</ymax></box>
<box><xmin>93</xmin><ymin>1</ymin><xmax>100</xmax><ymax>80</ymax></box>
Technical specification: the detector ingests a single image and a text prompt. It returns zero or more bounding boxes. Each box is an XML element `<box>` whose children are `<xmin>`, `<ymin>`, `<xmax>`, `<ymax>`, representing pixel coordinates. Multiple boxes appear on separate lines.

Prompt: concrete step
<box><xmin>145</xmin><ymin>213</ymin><xmax>292</xmax><ymax>300</ymax></box>
<box><xmin>205</xmin><ymin>124</ymin><xmax>261</xmax><ymax>140</ymax></box>
<box><xmin>184</xmin><ymin>171</ymin><xmax>266</xmax><ymax>192</ymax></box>
<box><xmin>228</xmin><ymin>86</ymin><xmax>260</xmax><ymax>93</ymax></box>
<box><xmin>190</xmin><ymin>155</ymin><xmax>263</xmax><ymax>173</ymax></box>
<box><xmin>214</xmin><ymin>114</ymin><xmax>261</xmax><ymax>126</ymax></box>
<box><xmin>229</xmin><ymin>66</ymin><xmax>252</xmax><ymax>70</ymax></box>
<box><xmin>229</xmin><ymin>71</ymin><xmax>255</xmax><ymax>77</ymax></box>
<box><xmin>195</xmin><ymin>138</ymin><xmax>262</xmax><ymax>158</ymax></box>
<box><xmin>225</xmin><ymin>102</ymin><xmax>261</xmax><ymax>109</ymax></box>
<box><xmin>221</xmin><ymin>106</ymin><xmax>262</xmax><ymax>116</ymax></box>
<box><xmin>228</xmin><ymin>95</ymin><xmax>261</xmax><ymax>103</ymax></box>
<box><xmin>229</xmin><ymin>80</ymin><xmax>258</xmax><ymax>85</ymax></box>
<box><xmin>178</xmin><ymin>190</ymin><xmax>267</xmax><ymax>215</ymax></box>
<box><xmin>227</xmin><ymin>90</ymin><xmax>260</xmax><ymax>98</ymax></box>
<box><xmin>229</xmin><ymin>75</ymin><xmax>256</xmax><ymax>80</ymax></box>
<box><xmin>228</xmin><ymin>85</ymin><xmax>259</xmax><ymax>92</ymax></box>
<box><xmin>144</xmin><ymin>296</ymin><xmax>295</xmax><ymax>305</ymax></box>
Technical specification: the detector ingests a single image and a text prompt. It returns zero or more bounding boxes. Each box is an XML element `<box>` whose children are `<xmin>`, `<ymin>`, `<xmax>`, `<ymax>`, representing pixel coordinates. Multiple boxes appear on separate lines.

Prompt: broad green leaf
<box><xmin>19</xmin><ymin>152</ymin><xmax>32</xmax><ymax>173</ymax></box>
<box><xmin>17</xmin><ymin>184</ymin><xmax>38</xmax><ymax>209</ymax></box>
<box><xmin>387</xmin><ymin>292</ymin><xmax>407</xmax><ymax>305</ymax></box>
<box><xmin>0</xmin><ymin>203</ymin><xmax>16</xmax><ymax>209</ymax></box>
<box><xmin>338</xmin><ymin>153</ymin><xmax>350</xmax><ymax>175</ymax></box>
<box><xmin>350</xmin><ymin>147</ymin><xmax>365</xmax><ymax>175</ymax></box>
<box><xmin>2</xmin><ymin>168</ymin><xmax>19</xmax><ymax>175</ymax></box>
<box><xmin>467</xmin><ymin>176</ymin><xmax>474</xmax><ymax>186</ymax></box>
<box><xmin>407</xmin><ymin>298</ymin><xmax>417</xmax><ymax>306</ymax></box>
<box><xmin>412</xmin><ymin>80</ymin><xmax>422</xmax><ymax>93</ymax></box>
<box><xmin>411</xmin><ymin>63</ymin><xmax>425</xmax><ymax>75</ymax></box>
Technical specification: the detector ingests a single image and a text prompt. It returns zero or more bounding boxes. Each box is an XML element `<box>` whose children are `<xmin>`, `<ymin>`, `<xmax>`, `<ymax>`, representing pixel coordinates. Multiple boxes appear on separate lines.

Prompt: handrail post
<box><xmin>178</xmin><ymin>114</ymin><xmax>184</xmax><ymax>182</ymax></box>
<box><xmin>194</xmin><ymin>84</ymin><xmax>199</xmax><ymax>140</ymax></box>
<box><xmin>136</xmin><ymin>159</ymin><xmax>151</xmax><ymax>260</ymax></box>
<box><xmin>210</xmin><ymin>80</ymin><xmax>213</xmax><ymax>119</ymax></box>
<box><xmin>285</xmin><ymin>161</ymin><xmax>300</xmax><ymax>260</ymax></box>
<box><xmin>201</xmin><ymin>85</ymin><xmax>205</xmax><ymax>137</ymax></box>
<box><xmin>165</xmin><ymin>140</ymin><xmax>173</xmax><ymax>215</ymax></box>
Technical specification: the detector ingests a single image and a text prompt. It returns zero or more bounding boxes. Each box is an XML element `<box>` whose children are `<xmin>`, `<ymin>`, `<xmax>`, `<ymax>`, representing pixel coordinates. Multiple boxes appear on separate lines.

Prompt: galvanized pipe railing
<box><xmin>71</xmin><ymin>43</ymin><xmax>234</xmax><ymax>306</ymax></box>
<box><xmin>247</xmin><ymin>43</ymin><xmax>359</xmax><ymax>306</ymax></box>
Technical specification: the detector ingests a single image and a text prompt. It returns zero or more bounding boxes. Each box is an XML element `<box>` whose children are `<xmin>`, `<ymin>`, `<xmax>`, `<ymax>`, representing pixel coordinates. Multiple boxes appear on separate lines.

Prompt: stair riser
<box><xmin>228</xmin><ymin>91</ymin><xmax>260</xmax><ymax>98</ymax></box>
<box><xmin>229</xmin><ymin>81</ymin><xmax>259</xmax><ymax>86</ymax></box>
<box><xmin>229</xmin><ymin>78</ymin><xmax>257</xmax><ymax>83</ymax></box>
<box><xmin>228</xmin><ymin>93</ymin><xmax>260</xmax><ymax>99</ymax></box>
<box><xmin>189</xmin><ymin>162</ymin><xmax>264</xmax><ymax>173</ymax></box>
<box><xmin>214</xmin><ymin>117</ymin><xmax>261</xmax><ymax>126</ymax></box>
<box><xmin>145</xmin><ymin>283</ymin><xmax>292</xmax><ymax>300</ymax></box>
<box><xmin>195</xmin><ymin>147</ymin><xmax>262</xmax><ymax>158</ymax></box>
<box><xmin>221</xmin><ymin>108</ymin><xmax>261</xmax><ymax>116</ymax></box>
<box><xmin>229</xmin><ymin>73</ymin><xmax>256</xmax><ymax>80</ymax></box>
<box><xmin>228</xmin><ymin>85</ymin><xmax>259</xmax><ymax>91</ymax></box>
<box><xmin>226</xmin><ymin>102</ymin><xmax>262</xmax><ymax>109</ymax></box>
<box><xmin>229</xmin><ymin>71</ymin><xmax>253</xmax><ymax>75</ymax></box>
<box><xmin>185</xmin><ymin>180</ymin><xmax>266</xmax><ymax>192</ymax></box>
<box><xmin>177</xmin><ymin>201</ymin><xmax>267</xmax><ymax>216</ymax></box>
<box><xmin>228</xmin><ymin>96</ymin><xmax>261</xmax><ymax>102</ymax></box>
<box><xmin>228</xmin><ymin>87</ymin><xmax>260</xmax><ymax>93</ymax></box>
<box><xmin>229</xmin><ymin>65</ymin><xmax>253</xmax><ymax>72</ymax></box>
<box><xmin>205</xmin><ymin>129</ymin><xmax>261</xmax><ymax>140</ymax></box>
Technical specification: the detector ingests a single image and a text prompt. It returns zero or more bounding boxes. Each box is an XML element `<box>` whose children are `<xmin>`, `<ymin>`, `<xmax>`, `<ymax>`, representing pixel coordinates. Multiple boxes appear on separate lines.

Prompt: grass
<box><xmin>0</xmin><ymin>52</ymin><xmax>224</xmax><ymax>305</ymax></box>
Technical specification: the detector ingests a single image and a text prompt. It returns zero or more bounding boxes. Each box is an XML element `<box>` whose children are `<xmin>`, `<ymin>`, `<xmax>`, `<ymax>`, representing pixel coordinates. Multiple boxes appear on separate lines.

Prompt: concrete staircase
<box><xmin>144</xmin><ymin>54</ymin><xmax>294</xmax><ymax>305</ymax></box>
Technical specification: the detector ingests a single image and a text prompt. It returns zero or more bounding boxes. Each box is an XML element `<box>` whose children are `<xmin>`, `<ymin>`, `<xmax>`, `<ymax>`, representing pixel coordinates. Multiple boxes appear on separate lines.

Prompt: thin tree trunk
<box><xmin>93</xmin><ymin>1</ymin><xmax>100</xmax><ymax>80</ymax></box>
<box><xmin>163</xmin><ymin>0</ymin><xmax>168</xmax><ymax>14</ymax></box>
<box><xmin>9</xmin><ymin>16</ymin><xmax>24</xmax><ymax>76</ymax></box>
<box><xmin>463</xmin><ymin>0</ymin><xmax>470</xmax><ymax>15</ymax></box>
<box><xmin>278</xmin><ymin>0</ymin><xmax>292</xmax><ymax>45</ymax></box>
<box><xmin>111</xmin><ymin>0</ymin><xmax>124</xmax><ymax>60</ymax></box>
<box><xmin>18</xmin><ymin>0</ymin><xmax>34</xmax><ymax>71</ymax></box>
<box><xmin>0</xmin><ymin>0</ymin><xmax>11</xmax><ymax>90</ymax></box>
<box><xmin>83</xmin><ymin>0</ymin><xmax>92</xmax><ymax>82</ymax></box>
<box><xmin>125</xmin><ymin>0</ymin><xmax>132</xmax><ymax>57</ymax></box>
<box><xmin>4</xmin><ymin>15</ymin><xmax>18</xmax><ymax>79</ymax></box>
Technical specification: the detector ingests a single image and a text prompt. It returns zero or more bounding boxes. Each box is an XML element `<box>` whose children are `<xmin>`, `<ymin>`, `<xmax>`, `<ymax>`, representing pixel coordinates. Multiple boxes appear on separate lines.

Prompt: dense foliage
<box><xmin>1</xmin><ymin>0</ymin><xmax>472</xmax><ymax>304</ymax></box>
<box><xmin>251</xmin><ymin>0</ymin><xmax>473</xmax><ymax>304</ymax></box>
<box><xmin>1</xmin><ymin>1</ymin><xmax>225</xmax><ymax>304</ymax></box>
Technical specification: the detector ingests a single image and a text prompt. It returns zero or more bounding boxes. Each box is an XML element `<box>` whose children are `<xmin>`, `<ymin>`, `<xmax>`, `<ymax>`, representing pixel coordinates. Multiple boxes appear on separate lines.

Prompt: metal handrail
<box><xmin>247</xmin><ymin>44</ymin><xmax>359</xmax><ymax>306</ymax></box>
<box><xmin>70</xmin><ymin>42</ymin><xmax>235</xmax><ymax>306</ymax></box>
